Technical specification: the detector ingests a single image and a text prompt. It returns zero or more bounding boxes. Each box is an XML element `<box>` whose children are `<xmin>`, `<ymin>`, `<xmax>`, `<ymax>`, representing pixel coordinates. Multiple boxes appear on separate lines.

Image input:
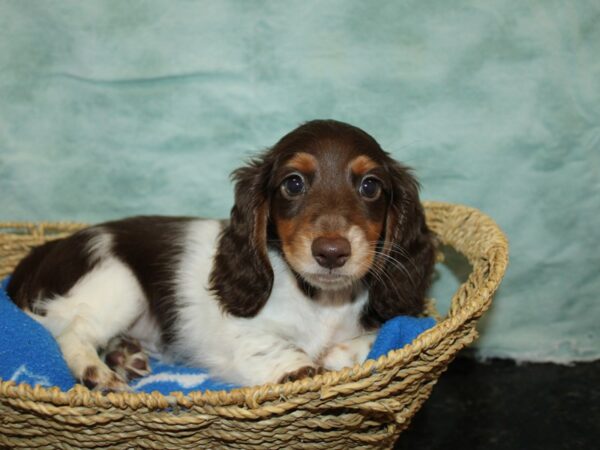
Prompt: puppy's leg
<box><xmin>29</xmin><ymin>258</ymin><xmax>146</xmax><ymax>391</ymax></box>
<box><xmin>320</xmin><ymin>333</ymin><xmax>377</xmax><ymax>371</ymax></box>
<box><xmin>221</xmin><ymin>329</ymin><xmax>320</xmax><ymax>385</ymax></box>
<box><xmin>56</xmin><ymin>322</ymin><xmax>129</xmax><ymax>391</ymax></box>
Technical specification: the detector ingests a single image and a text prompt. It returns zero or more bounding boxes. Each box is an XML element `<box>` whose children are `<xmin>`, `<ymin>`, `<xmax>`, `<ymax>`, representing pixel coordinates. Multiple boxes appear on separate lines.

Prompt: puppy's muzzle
<box><xmin>311</xmin><ymin>237</ymin><xmax>351</xmax><ymax>269</ymax></box>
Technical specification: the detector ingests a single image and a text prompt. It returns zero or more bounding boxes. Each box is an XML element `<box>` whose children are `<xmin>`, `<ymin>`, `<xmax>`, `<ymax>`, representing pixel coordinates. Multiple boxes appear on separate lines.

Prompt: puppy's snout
<box><xmin>311</xmin><ymin>237</ymin><xmax>351</xmax><ymax>269</ymax></box>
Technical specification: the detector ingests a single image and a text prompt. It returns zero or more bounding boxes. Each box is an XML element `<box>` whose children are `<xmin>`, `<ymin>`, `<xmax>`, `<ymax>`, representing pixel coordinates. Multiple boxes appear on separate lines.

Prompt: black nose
<box><xmin>311</xmin><ymin>237</ymin><xmax>351</xmax><ymax>269</ymax></box>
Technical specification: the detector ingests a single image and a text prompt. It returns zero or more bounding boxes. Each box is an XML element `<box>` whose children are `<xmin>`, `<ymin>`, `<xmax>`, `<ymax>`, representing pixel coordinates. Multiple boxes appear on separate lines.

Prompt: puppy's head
<box><xmin>211</xmin><ymin>120</ymin><xmax>435</xmax><ymax>325</ymax></box>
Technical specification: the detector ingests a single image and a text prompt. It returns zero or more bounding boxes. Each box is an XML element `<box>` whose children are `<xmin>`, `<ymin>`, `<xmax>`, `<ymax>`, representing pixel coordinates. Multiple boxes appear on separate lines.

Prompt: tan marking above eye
<box><xmin>349</xmin><ymin>155</ymin><xmax>379</xmax><ymax>176</ymax></box>
<box><xmin>285</xmin><ymin>152</ymin><xmax>317</xmax><ymax>174</ymax></box>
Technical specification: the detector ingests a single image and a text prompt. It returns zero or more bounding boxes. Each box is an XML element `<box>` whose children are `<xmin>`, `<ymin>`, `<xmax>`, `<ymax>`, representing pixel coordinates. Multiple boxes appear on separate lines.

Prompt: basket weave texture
<box><xmin>0</xmin><ymin>202</ymin><xmax>508</xmax><ymax>449</ymax></box>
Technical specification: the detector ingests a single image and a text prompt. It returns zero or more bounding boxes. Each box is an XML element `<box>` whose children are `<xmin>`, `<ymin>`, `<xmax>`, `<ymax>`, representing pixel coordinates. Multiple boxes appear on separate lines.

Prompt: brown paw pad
<box><xmin>102</xmin><ymin>337</ymin><xmax>151</xmax><ymax>382</ymax></box>
<box><xmin>105</xmin><ymin>350</ymin><xmax>125</xmax><ymax>369</ymax></box>
<box><xmin>125</xmin><ymin>356</ymin><xmax>150</xmax><ymax>380</ymax></box>
<box><xmin>279</xmin><ymin>366</ymin><xmax>323</xmax><ymax>384</ymax></box>
<box><xmin>82</xmin><ymin>366</ymin><xmax>99</xmax><ymax>390</ymax></box>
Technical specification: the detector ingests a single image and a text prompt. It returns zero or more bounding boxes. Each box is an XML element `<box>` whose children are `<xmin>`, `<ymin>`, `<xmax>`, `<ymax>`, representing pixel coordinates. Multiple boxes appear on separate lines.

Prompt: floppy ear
<box><xmin>361</xmin><ymin>161</ymin><xmax>436</xmax><ymax>329</ymax></box>
<box><xmin>209</xmin><ymin>155</ymin><xmax>275</xmax><ymax>317</ymax></box>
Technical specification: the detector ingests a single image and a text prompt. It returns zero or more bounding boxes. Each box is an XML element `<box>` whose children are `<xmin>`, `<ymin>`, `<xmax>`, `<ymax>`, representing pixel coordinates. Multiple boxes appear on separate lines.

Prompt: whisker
<box><xmin>363</xmin><ymin>248</ymin><xmax>419</xmax><ymax>288</ymax></box>
<box><xmin>355</xmin><ymin>257</ymin><xmax>405</xmax><ymax>302</ymax></box>
<box><xmin>364</xmin><ymin>241</ymin><xmax>423</xmax><ymax>283</ymax></box>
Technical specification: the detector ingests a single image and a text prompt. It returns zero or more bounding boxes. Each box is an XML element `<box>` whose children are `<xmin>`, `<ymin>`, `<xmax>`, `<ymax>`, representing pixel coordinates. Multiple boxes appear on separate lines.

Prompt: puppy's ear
<box><xmin>210</xmin><ymin>154</ymin><xmax>275</xmax><ymax>317</ymax></box>
<box><xmin>362</xmin><ymin>161</ymin><xmax>436</xmax><ymax>329</ymax></box>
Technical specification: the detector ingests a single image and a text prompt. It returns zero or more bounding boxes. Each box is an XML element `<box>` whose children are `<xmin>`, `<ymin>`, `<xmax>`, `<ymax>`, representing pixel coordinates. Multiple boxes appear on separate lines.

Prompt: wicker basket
<box><xmin>0</xmin><ymin>202</ymin><xmax>508</xmax><ymax>449</ymax></box>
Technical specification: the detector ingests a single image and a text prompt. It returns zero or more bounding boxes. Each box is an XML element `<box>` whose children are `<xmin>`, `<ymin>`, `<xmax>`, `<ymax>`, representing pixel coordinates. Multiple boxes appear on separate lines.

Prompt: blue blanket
<box><xmin>0</xmin><ymin>277</ymin><xmax>434</xmax><ymax>394</ymax></box>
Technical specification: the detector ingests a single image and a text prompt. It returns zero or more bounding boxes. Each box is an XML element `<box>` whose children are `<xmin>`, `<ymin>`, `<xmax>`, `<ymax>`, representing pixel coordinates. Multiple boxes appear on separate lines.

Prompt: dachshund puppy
<box><xmin>7</xmin><ymin>120</ymin><xmax>436</xmax><ymax>390</ymax></box>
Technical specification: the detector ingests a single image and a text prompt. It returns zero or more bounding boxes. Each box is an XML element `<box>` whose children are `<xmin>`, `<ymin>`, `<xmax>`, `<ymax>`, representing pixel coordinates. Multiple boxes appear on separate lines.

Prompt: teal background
<box><xmin>0</xmin><ymin>1</ymin><xmax>598</xmax><ymax>362</ymax></box>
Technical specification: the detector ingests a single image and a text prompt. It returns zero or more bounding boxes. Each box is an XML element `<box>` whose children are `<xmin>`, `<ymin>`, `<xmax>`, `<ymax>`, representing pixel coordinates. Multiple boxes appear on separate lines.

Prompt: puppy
<box><xmin>7</xmin><ymin>120</ymin><xmax>436</xmax><ymax>390</ymax></box>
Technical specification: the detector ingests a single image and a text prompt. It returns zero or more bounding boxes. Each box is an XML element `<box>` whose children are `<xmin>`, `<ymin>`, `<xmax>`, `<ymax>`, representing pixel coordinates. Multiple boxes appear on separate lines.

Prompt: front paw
<box><xmin>321</xmin><ymin>333</ymin><xmax>377</xmax><ymax>371</ymax></box>
<box><xmin>278</xmin><ymin>365</ymin><xmax>323</xmax><ymax>383</ymax></box>
<box><xmin>81</xmin><ymin>365</ymin><xmax>130</xmax><ymax>393</ymax></box>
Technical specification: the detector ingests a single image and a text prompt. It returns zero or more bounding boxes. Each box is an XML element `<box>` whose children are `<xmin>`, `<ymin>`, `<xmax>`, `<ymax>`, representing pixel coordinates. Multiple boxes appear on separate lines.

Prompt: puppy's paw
<box><xmin>81</xmin><ymin>365</ymin><xmax>129</xmax><ymax>392</ymax></box>
<box><xmin>278</xmin><ymin>365</ymin><xmax>323</xmax><ymax>384</ymax></box>
<box><xmin>103</xmin><ymin>336</ymin><xmax>151</xmax><ymax>382</ymax></box>
<box><xmin>320</xmin><ymin>333</ymin><xmax>376</xmax><ymax>371</ymax></box>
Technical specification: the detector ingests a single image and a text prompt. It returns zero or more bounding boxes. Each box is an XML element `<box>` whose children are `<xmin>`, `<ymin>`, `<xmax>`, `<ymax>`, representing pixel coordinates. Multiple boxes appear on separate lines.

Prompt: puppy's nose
<box><xmin>311</xmin><ymin>237</ymin><xmax>351</xmax><ymax>269</ymax></box>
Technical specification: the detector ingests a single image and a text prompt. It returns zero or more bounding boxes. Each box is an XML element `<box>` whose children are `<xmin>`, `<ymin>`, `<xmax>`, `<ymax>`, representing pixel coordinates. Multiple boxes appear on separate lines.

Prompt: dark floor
<box><xmin>394</xmin><ymin>357</ymin><xmax>600</xmax><ymax>450</ymax></box>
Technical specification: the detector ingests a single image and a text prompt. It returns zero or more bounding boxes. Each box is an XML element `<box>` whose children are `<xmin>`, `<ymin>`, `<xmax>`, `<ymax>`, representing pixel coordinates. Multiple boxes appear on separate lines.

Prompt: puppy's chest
<box><xmin>261</xmin><ymin>259</ymin><xmax>367</xmax><ymax>357</ymax></box>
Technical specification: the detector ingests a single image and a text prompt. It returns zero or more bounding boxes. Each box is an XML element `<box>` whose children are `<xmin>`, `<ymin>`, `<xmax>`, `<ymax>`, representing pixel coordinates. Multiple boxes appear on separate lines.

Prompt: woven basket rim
<box><xmin>0</xmin><ymin>201</ymin><xmax>509</xmax><ymax>412</ymax></box>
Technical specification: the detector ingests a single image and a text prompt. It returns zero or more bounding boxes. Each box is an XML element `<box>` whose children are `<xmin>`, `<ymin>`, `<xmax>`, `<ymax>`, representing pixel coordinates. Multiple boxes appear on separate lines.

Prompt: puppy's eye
<box><xmin>281</xmin><ymin>174</ymin><xmax>306</xmax><ymax>198</ymax></box>
<box><xmin>359</xmin><ymin>176</ymin><xmax>382</xmax><ymax>200</ymax></box>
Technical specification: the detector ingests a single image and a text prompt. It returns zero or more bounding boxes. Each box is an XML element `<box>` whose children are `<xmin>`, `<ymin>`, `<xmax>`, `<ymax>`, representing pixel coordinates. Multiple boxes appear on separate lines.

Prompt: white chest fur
<box><xmin>257</xmin><ymin>250</ymin><xmax>368</xmax><ymax>359</ymax></box>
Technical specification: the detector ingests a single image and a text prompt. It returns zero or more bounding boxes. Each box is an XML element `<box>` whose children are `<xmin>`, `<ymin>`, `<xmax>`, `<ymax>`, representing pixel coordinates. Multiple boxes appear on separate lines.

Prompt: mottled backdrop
<box><xmin>1</xmin><ymin>0</ymin><xmax>598</xmax><ymax>362</ymax></box>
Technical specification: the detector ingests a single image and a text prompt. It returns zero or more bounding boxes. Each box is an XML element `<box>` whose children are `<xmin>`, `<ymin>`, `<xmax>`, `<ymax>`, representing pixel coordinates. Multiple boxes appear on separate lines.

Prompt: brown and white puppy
<box><xmin>7</xmin><ymin>120</ymin><xmax>436</xmax><ymax>390</ymax></box>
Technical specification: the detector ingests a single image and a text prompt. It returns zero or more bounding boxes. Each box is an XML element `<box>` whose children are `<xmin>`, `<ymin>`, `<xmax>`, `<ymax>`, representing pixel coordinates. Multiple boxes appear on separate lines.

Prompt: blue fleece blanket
<box><xmin>0</xmin><ymin>277</ymin><xmax>434</xmax><ymax>394</ymax></box>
